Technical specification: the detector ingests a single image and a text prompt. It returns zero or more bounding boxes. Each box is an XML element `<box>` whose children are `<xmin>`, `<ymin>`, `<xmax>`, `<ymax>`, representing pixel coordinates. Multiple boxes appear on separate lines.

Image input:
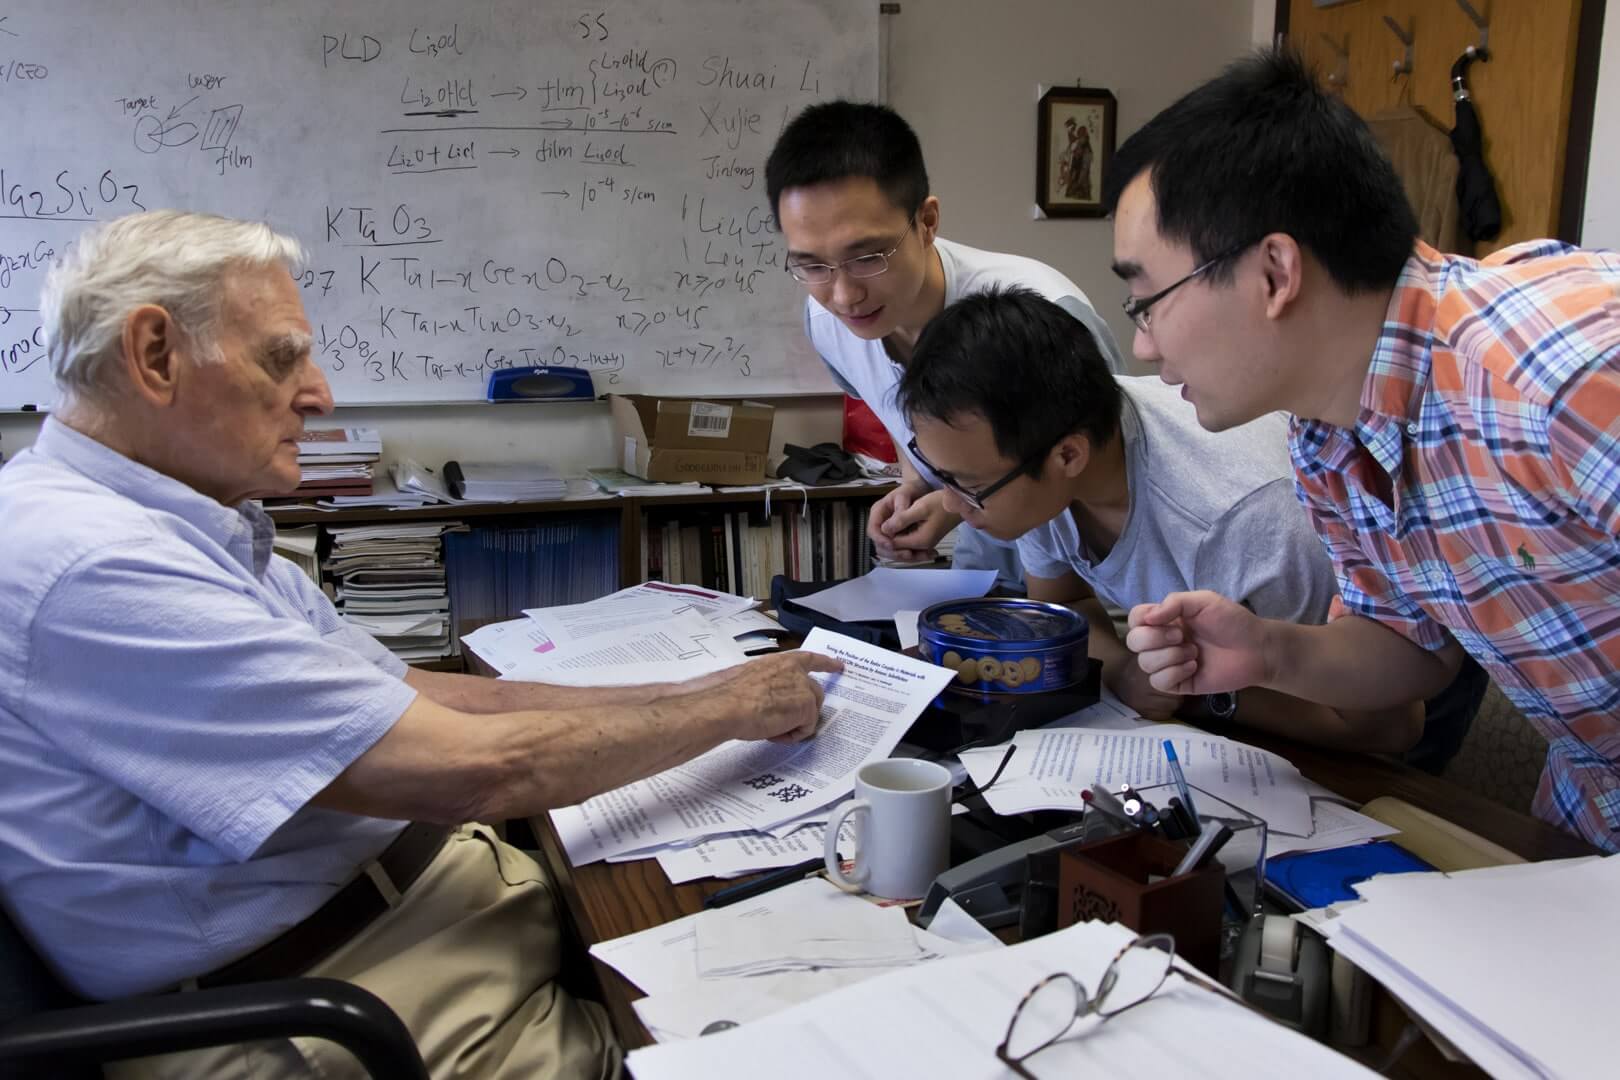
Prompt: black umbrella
<box><xmin>1450</xmin><ymin>47</ymin><xmax>1502</xmax><ymax>243</ymax></box>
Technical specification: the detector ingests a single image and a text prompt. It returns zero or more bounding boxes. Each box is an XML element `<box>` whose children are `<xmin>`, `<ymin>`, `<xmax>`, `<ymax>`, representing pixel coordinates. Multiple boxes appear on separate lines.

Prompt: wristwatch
<box><xmin>1181</xmin><ymin>689</ymin><xmax>1239</xmax><ymax>734</ymax></box>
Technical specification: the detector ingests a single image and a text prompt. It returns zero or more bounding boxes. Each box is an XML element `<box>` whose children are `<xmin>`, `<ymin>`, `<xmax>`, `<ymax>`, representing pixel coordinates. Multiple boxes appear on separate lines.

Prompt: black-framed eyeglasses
<box><xmin>906</xmin><ymin>435</ymin><xmax>1048</xmax><ymax>512</ymax></box>
<box><xmin>996</xmin><ymin>933</ymin><xmax>1177</xmax><ymax>1078</ymax></box>
<box><xmin>785</xmin><ymin>217</ymin><xmax>916</xmax><ymax>284</ymax></box>
<box><xmin>1121</xmin><ymin>240</ymin><xmax>1255</xmax><ymax>333</ymax></box>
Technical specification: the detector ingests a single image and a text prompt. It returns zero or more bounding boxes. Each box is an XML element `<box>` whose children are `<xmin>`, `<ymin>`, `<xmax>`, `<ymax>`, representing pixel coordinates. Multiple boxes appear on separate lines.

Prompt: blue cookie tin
<box><xmin>917</xmin><ymin>598</ymin><xmax>1090</xmax><ymax>698</ymax></box>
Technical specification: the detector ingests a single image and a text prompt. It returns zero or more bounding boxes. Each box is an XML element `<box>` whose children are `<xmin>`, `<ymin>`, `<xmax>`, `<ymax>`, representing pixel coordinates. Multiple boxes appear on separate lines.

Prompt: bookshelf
<box><xmin>269</xmin><ymin>482</ymin><xmax>896</xmax><ymax>668</ymax></box>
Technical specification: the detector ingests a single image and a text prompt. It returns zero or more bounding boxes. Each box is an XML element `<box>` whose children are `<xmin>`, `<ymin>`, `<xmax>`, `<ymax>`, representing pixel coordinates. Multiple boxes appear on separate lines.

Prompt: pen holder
<box><xmin>1129</xmin><ymin>781</ymin><xmax>1269</xmax><ymax>916</ymax></box>
<box><xmin>1056</xmin><ymin>829</ymin><xmax>1226</xmax><ymax>976</ymax></box>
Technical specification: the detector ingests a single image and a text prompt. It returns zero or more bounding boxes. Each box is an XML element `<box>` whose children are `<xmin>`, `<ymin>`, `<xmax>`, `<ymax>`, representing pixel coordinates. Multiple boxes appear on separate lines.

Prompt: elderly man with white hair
<box><xmin>0</xmin><ymin>210</ymin><xmax>841</xmax><ymax>1080</ymax></box>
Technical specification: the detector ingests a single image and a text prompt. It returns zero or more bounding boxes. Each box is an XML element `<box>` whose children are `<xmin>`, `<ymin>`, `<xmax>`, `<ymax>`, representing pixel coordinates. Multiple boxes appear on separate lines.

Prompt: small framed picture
<box><xmin>1037</xmin><ymin>86</ymin><xmax>1117</xmax><ymax>219</ymax></box>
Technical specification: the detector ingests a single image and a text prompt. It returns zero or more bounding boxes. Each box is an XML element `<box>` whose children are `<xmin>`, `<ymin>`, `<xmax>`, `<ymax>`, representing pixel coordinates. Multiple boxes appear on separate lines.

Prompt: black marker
<box><xmin>1166</xmin><ymin>797</ymin><xmax>1199</xmax><ymax>839</ymax></box>
<box><xmin>702</xmin><ymin>857</ymin><xmax>823</xmax><ymax>909</ymax></box>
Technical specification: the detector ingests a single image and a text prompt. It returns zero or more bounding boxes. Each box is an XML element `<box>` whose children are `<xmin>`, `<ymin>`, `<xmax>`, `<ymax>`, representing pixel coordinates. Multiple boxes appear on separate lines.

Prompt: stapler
<box><xmin>917</xmin><ymin>820</ymin><xmax>1092</xmax><ymax>930</ymax></box>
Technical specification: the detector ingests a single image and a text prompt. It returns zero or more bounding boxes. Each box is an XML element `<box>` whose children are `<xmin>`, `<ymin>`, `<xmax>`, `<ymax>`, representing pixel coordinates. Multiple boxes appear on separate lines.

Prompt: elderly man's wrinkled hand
<box><xmin>722</xmin><ymin>650</ymin><xmax>843</xmax><ymax>743</ymax></box>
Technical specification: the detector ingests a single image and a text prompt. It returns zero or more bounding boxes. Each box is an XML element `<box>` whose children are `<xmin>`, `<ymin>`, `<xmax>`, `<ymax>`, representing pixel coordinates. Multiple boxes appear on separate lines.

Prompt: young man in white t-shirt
<box><xmin>764</xmin><ymin>101</ymin><xmax>1123</xmax><ymax>583</ymax></box>
<box><xmin>899</xmin><ymin>286</ymin><xmax>1485</xmax><ymax>755</ymax></box>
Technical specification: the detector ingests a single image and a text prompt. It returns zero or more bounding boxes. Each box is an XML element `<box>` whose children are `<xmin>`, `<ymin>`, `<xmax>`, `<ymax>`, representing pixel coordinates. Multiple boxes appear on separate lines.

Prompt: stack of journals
<box><xmin>641</xmin><ymin>503</ymin><xmax>870</xmax><ymax>598</ymax></box>
<box><xmin>294</xmin><ymin>428</ymin><xmax>381</xmax><ymax>499</ymax></box>
<box><xmin>325</xmin><ymin>522</ymin><xmax>463</xmax><ymax>661</ymax></box>
<box><xmin>444</xmin><ymin>461</ymin><xmax>567</xmax><ymax>502</ymax></box>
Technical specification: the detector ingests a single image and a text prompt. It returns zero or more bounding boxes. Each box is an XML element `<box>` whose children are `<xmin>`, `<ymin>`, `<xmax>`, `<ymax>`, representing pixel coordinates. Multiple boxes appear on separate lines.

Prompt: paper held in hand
<box><xmin>549</xmin><ymin>629</ymin><xmax>955</xmax><ymax>865</ymax></box>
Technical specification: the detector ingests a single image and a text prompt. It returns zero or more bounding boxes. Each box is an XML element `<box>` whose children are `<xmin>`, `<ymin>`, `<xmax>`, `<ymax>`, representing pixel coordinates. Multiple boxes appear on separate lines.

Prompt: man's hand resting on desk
<box><xmin>867</xmin><ymin>484</ymin><xmax>959</xmax><ymax>563</ymax></box>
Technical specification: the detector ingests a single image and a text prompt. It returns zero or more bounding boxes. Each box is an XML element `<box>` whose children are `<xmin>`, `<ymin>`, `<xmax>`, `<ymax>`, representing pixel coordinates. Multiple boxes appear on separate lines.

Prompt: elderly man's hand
<box><xmin>714</xmin><ymin>651</ymin><xmax>844</xmax><ymax>743</ymax></box>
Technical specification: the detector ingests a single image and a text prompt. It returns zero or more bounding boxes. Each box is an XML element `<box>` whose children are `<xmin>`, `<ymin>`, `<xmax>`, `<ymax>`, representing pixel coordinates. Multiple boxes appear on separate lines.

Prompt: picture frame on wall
<box><xmin>1036</xmin><ymin>86</ymin><xmax>1117</xmax><ymax>219</ymax></box>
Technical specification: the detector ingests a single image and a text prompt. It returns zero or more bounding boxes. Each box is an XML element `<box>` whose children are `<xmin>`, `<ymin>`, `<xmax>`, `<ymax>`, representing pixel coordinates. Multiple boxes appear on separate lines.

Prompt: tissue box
<box><xmin>610</xmin><ymin>394</ymin><xmax>774</xmax><ymax>485</ymax></box>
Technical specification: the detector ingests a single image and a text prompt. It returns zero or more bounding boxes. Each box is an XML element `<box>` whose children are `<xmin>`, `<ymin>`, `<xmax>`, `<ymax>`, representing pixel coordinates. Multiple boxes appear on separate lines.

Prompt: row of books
<box><xmin>445</xmin><ymin>517</ymin><xmax>621</xmax><ymax>636</ymax></box>
<box><xmin>641</xmin><ymin>502</ymin><xmax>872</xmax><ymax>598</ymax></box>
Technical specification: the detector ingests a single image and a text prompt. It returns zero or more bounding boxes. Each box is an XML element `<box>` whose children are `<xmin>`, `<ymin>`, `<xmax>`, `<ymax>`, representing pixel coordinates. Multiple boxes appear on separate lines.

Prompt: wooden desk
<box><xmin>1235</xmin><ymin>730</ymin><xmax>1594</xmax><ymax>862</ymax></box>
<box><xmin>474</xmin><ymin>628</ymin><xmax>1594</xmax><ymax>1054</ymax></box>
<box><xmin>528</xmin><ymin>730</ymin><xmax>1592</xmax><ymax>1053</ymax></box>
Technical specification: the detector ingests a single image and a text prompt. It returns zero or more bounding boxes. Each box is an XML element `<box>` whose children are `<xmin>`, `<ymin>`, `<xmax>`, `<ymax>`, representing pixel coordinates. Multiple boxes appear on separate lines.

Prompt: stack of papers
<box><xmin>588</xmin><ymin>466</ymin><xmax>710</xmax><ymax>497</ymax></box>
<box><xmin>693</xmin><ymin>889</ymin><xmax>923</xmax><ymax>977</ymax></box>
<box><xmin>326</xmin><ymin>522</ymin><xmax>461</xmax><ymax>661</ymax></box>
<box><xmin>549</xmin><ymin>629</ymin><xmax>954</xmax><ymax>866</ymax></box>
<box><xmin>319</xmin><ymin>475</ymin><xmax>437</xmax><ymax>510</ymax></box>
<box><xmin>657</xmin><ymin>818</ymin><xmax>851</xmax><ymax>884</ymax></box>
<box><xmin>625</xmin><ymin>917</ymin><xmax>1375</xmax><ymax>1078</ymax></box>
<box><xmin>1317</xmin><ymin>856</ymin><xmax>1614</xmax><ymax>1078</ymax></box>
<box><xmin>513</xmin><ymin>611</ymin><xmax>751</xmax><ymax>688</ymax></box>
<box><xmin>957</xmin><ymin>708</ymin><xmax>1316</xmax><ymax>837</ymax></box>
<box><xmin>590</xmin><ymin>878</ymin><xmax>998</xmax><ymax>1043</ymax></box>
<box><xmin>445</xmin><ymin>460</ymin><xmax>567</xmax><ymax>501</ymax></box>
<box><xmin>459</xmin><ymin>581</ymin><xmax>773</xmax><ymax>682</ymax></box>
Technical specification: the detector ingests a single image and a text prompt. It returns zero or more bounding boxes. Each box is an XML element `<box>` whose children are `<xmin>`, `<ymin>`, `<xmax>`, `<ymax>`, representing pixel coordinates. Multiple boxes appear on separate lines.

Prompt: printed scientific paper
<box><xmin>656</xmin><ymin>819</ymin><xmax>855</xmax><ymax>884</ymax></box>
<box><xmin>549</xmin><ymin>629</ymin><xmax>954</xmax><ymax>865</ymax></box>
<box><xmin>458</xmin><ymin>618</ymin><xmax>557</xmax><ymax>675</ymax></box>
<box><xmin>502</xmin><ymin>612</ymin><xmax>748</xmax><ymax>687</ymax></box>
<box><xmin>959</xmin><ymin>727</ymin><xmax>1314</xmax><ymax>836</ymax></box>
<box><xmin>707</xmin><ymin>608</ymin><xmax>786</xmax><ymax>637</ymax></box>
<box><xmin>523</xmin><ymin>581</ymin><xmax>756</xmax><ymax>646</ymax></box>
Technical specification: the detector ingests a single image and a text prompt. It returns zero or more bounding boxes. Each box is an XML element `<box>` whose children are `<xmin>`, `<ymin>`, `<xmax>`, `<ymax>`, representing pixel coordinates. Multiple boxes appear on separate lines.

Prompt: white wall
<box><xmin>887</xmin><ymin>0</ymin><xmax>1256</xmax><ymax>361</ymax></box>
<box><xmin>1583</xmin><ymin>2</ymin><xmax>1620</xmax><ymax>249</ymax></box>
<box><xmin>0</xmin><ymin>0</ymin><xmax>1263</xmax><ymax>469</ymax></box>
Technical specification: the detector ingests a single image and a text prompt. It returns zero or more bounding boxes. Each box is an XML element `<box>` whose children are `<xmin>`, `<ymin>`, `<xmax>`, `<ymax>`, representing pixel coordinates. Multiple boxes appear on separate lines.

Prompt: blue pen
<box><xmin>1162</xmin><ymin>740</ymin><xmax>1201</xmax><ymax>835</ymax></box>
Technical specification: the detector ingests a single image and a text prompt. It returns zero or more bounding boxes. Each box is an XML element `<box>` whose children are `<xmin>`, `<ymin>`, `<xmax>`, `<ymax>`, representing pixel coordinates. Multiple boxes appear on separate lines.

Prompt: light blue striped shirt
<box><xmin>0</xmin><ymin>418</ymin><xmax>418</xmax><ymax>999</ymax></box>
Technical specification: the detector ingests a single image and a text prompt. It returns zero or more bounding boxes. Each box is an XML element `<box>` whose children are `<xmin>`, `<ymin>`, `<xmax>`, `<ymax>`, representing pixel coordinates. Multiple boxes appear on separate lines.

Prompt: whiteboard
<box><xmin>0</xmin><ymin>0</ymin><xmax>873</xmax><ymax>409</ymax></box>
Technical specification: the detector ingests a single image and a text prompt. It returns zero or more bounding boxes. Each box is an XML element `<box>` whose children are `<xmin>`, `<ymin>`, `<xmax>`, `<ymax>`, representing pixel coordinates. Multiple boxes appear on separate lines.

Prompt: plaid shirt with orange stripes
<box><xmin>1290</xmin><ymin>240</ymin><xmax>1620</xmax><ymax>852</ymax></box>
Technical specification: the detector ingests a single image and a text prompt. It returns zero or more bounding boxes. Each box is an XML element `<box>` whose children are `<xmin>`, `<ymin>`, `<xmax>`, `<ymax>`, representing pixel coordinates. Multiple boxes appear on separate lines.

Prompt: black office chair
<box><xmin>0</xmin><ymin>905</ymin><xmax>428</xmax><ymax>1079</ymax></box>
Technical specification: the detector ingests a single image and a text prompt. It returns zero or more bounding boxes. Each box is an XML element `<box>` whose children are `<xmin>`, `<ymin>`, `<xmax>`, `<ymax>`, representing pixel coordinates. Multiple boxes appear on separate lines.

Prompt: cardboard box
<box><xmin>609</xmin><ymin>395</ymin><xmax>775</xmax><ymax>485</ymax></box>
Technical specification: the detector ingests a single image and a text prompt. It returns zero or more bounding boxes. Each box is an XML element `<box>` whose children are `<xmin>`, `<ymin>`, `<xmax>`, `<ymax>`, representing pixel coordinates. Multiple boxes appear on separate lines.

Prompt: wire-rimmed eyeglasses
<box><xmin>1121</xmin><ymin>240</ymin><xmax>1255</xmax><ymax>333</ymax></box>
<box><xmin>996</xmin><ymin>933</ymin><xmax>1196</xmax><ymax>1078</ymax></box>
<box><xmin>785</xmin><ymin>217</ymin><xmax>916</xmax><ymax>284</ymax></box>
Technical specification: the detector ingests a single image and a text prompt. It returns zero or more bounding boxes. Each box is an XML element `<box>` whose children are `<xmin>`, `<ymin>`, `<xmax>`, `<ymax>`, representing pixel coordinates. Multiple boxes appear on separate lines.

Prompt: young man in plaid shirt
<box><xmin>1107</xmin><ymin>48</ymin><xmax>1620</xmax><ymax>852</ymax></box>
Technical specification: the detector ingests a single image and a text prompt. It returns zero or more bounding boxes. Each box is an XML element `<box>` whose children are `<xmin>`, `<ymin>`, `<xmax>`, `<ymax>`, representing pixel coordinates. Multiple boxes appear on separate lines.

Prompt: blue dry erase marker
<box><xmin>1162</xmin><ymin>739</ymin><xmax>1201</xmax><ymax>834</ymax></box>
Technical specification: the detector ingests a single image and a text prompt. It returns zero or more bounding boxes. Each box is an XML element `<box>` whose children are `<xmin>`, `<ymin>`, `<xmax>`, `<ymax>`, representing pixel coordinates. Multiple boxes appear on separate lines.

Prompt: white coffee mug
<box><xmin>823</xmin><ymin>758</ymin><xmax>952</xmax><ymax>900</ymax></box>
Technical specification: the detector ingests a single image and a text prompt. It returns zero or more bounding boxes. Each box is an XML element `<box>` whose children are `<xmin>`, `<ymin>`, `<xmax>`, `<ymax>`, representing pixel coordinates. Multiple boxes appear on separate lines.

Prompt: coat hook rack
<box><xmin>1382</xmin><ymin>15</ymin><xmax>1414</xmax><ymax>78</ymax></box>
<box><xmin>1451</xmin><ymin>0</ymin><xmax>1491</xmax><ymax>101</ymax></box>
<box><xmin>1454</xmin><ymin>0</ymin><xmax>1489</xmax><ymax>53</ymax></box>
<box><xmin>1318</xmin><ymin>33</ymin><xmax>1350</xmax><ymax>88</ymax></box>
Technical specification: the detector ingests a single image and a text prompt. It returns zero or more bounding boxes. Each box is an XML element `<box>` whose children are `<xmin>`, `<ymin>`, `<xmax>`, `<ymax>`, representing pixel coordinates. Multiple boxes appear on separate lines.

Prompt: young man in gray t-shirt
<box><xmin>898</xmin><ymin>287</ymin><xmax>1431</xmax><ymax>752</ymax></box>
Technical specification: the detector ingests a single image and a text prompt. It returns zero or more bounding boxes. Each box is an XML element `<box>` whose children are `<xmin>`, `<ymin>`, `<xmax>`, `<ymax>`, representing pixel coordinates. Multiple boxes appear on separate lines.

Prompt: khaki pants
<box><xmin>109</xmin><ymin>825</ymin><xmax>623</xmax><ymax>1080</ymax></box>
